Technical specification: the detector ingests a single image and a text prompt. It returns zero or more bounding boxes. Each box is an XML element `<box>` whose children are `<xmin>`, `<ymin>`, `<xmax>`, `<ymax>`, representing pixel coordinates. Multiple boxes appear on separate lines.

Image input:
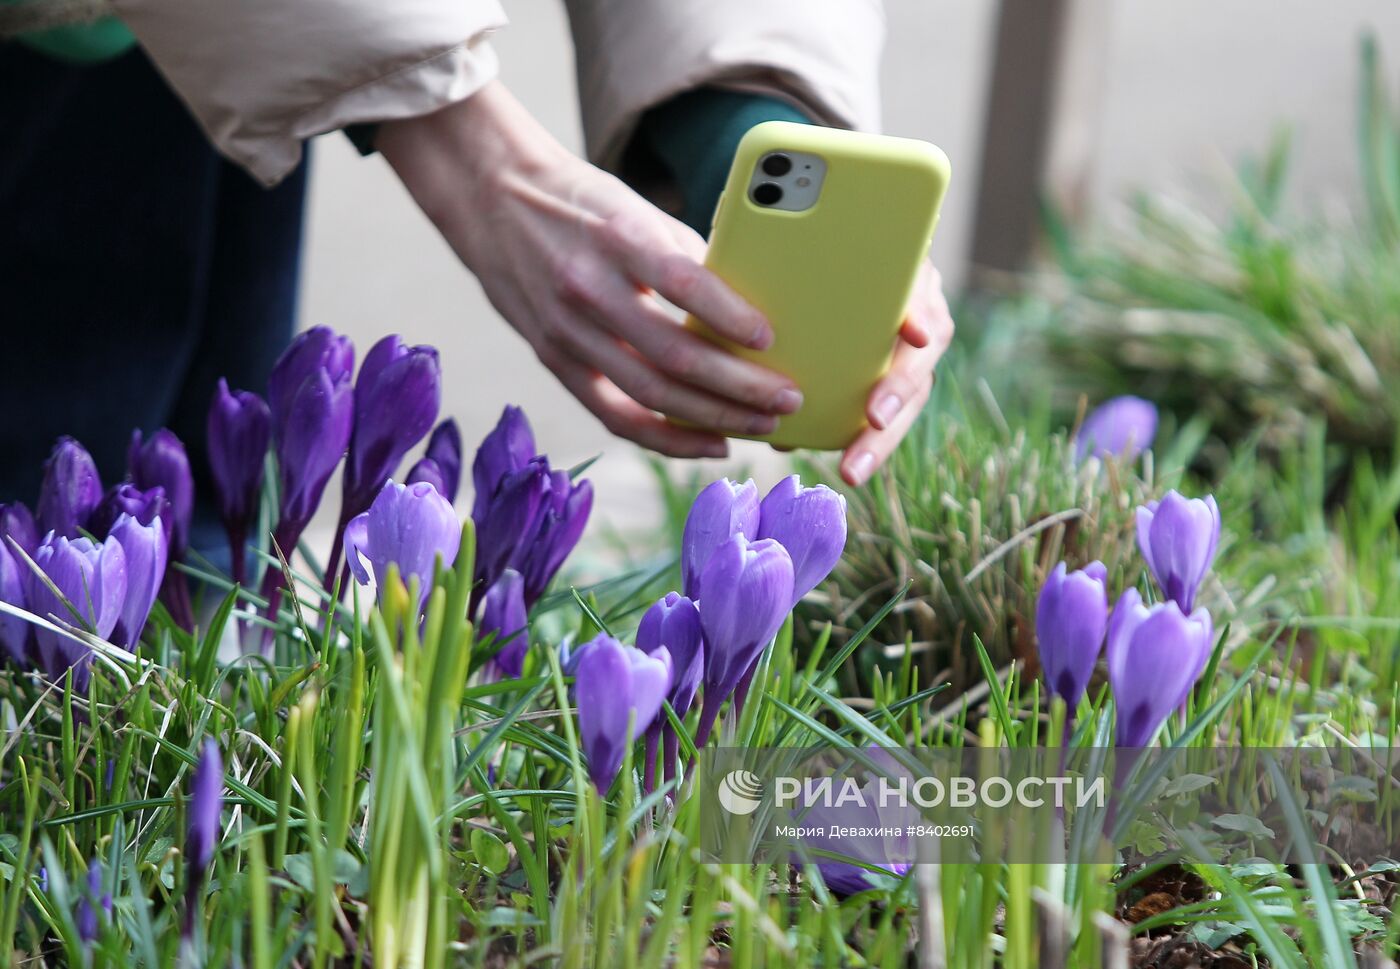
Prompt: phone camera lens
<box><xmin>753</xmin><ymin>182</ymin><xmax>783</xmax><ymax>206</ymax></box>
<box><xmin>762</xmin><ymin>153</ymin><xmax>793</xmax><ymax>177</ymax></box>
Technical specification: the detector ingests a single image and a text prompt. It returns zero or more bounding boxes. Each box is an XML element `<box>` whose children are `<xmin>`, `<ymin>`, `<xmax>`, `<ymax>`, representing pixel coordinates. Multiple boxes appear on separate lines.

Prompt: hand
<box><xmin>378</xmin><ymin>82</ymin><xmax>803</xmax><ymax>459</ymax></box>
<box><xmin>838</xmin><ymin>259</ymin><xmax>954</xmax><ymax>487</ymax></box>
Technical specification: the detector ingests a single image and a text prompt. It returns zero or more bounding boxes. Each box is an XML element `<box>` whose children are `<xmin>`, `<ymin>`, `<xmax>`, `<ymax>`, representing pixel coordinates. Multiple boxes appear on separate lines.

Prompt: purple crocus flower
<box><xmin>0</xmin><ymin>503</ymin><xmax>38</xmax><ymax>557</ymax></box>
<box><xmin>0</xmin><ymin>503</ymin><xmax>38</xmax><ymax>664</ymax></box>
<box><xmin>89</xmin><ymin>483</ymin><xmax>169</xmax><ymax>542</ymax></box>
<box><xmin>1106</xmin><ymin>589</ymin><xmax>1214</xmax><ymax>747</ymax></box>
<box><xmin>341</xmin><ymin>335</ymin><xmax>441</xmax><ymax>524</ymax></box>
<box><xmin>108</xmin><ymin>512</ymin><xmax>168</xmax><ymax>650</ymax></box>
<box><xmin>1136</xmin><ymin>491</ymin><xmax>1221</xmax><ymax>612</ymax></box>
<box><xmin>513</xmin><ymin>470</ymin><xmax>593</xmax><ymax>605</ymax></box>
<box><xmin>756</xmin><ymin>475</ymin><xmax>847</xmax><ymax>607</ymax></box>
<box><xmin>128</xmin><ymin>429</ymin><xmax>194</xmax><ymax>559</ymax></box>
<box><xmin>682</xmin><ymin>478</ymin><xmax>760</xmax><ymax>599</ymax></box>
<box><xmin>472</xmin><ymin>406</ymin><xmax>537</xmax><ymax>524</ymax></box>
<box><xmin>75</xmin><ymin>859</ymin><xmax>111</xmax><ymax>943</ymax></box>
<box><xmin>1035</xmin><ymin>561</ymin><xmax>1109</xmax><ymax>709</ymax></box>
<box><xmin>344</xmin><ymin>480</ymin><xmax>461</xmax><ymax>610</ymax></box>
<box><xmin>273</xmin><ymin>366</ymin><xmax>354</xmax><ymax>543</ymax></box>
<box><xmin>474</xmin><ymin>458</ymin><xmax>551</xmax><ymax>589</ymax></box>
<box><xmin>208</xmin><ymin>379</ymin><xmax>271</xmax><ymax>580</ymax></box>
<box><xmin>184</xmin><ymin>739</ymin><xmax>223</xmax><ymax>933</ymax></box>
<box><xmin>637</xmin><ymin>592</ymin><xmax>704</xmax><ymax>719</ymax></box>
<box><xmin>1074</xmin><ymin>396</ymin><xmax>1158</xmax><ymax>463</ymax></box>
<box><xmin>266</xmin><ymin>326</ymin><xmax>354</xmax><ymax>431</ymax></box>
<box><xmin>480</xmin><ymin>569</ymin><xmax>528</xmax><ymax>679</ymax></box>
<box><xmin>407</xmin><ymin>419</ymin><xmax>462</xmax><ymax>504</ymax></box>
<box><xmin>26</xmin><ymin>532</ymin><xmax>127</xmax><ymax>691</ymax></box>
<box><xmin>817</xmin><ymin>862</ymin><xmax>911</xmax><ymax>896</ymax></box>
<box><xmin>695</xmin><ymin>535</ymin><xmax>794</xmax><ymax>745</ymax></box>
<box><xmin>36</xmin><ymin>437</ymin><xmax>102</xmax><ymax>539</ymax></box>
<box><xmin>574</xmin><ymin>635</ymin><xmax>672</xmax><ymax>792</ymax></box>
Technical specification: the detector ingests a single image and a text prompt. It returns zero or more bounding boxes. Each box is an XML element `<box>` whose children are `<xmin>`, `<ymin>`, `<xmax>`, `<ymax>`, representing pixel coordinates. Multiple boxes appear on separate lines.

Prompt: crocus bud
<box><xmin>207</xmin><ymin>379</ymin><xmax>271</xmax><ymax>537</ymax></box>
<box><xmin>274</xmin><ymin>367</ymin><xmax>354</xmax><ymax>541</ymax></box>
<box><xmin>681</xmin><ymin>478</ymin><xmax>760</xmax><ymax>598</ymax></box>
<box><xmin>267</xmin><ymin>327</ymin><xmax>354</xmax><ymax>430</ymax></box>
<box><xmin>344</xmin><ymin>480</ymin><xmax>460</xmax><ymax>610</ymax></box>
<box><xmin>1135</xmin><ymin>491</ymin><xmax>1221</xmax><ymax>612</ymax></box>
<box><xmin>474</xmin><ymin>458</ymin><xmax>551</xmax><ymax>589</ymax></box>
<box><xmin>637</xmin><ymin>592</ymin><xmax>704</xmax><ymax>719</ymax></box>
<box><xmin>187</xmin><ymin>739</ymin><xmax>225</xmax><ymax>890</ymax></box>
<box><xmin>1074</xmin><ymin>396</ymin><xmax>1158</xmax><ymax>463</ymax></box>
<box><xmin>342</xmin><ymin>335</ymin><xmax>441</xmax><ymax>521</ymax></box>
<box><xmin>89</xmin><ymin>483</ymin><xmax>169</xmax><ymax>541</ymax></box>
<box><xmin>0</xmin><ymin>502</ymin><xmax>39</xmax><ymax>557</ymax></box>
<box><xmin>27</xmin><ymin>532</ymin><xmax>127</xmax><ymax>691</ymax></box>
<box><xmin>108</xmin><ymin>512</ymin><xmax>167</xmax><ymax>650</ymax></box>
<box><xmin>480</xmin><ymin>569</ymin><xmax>528</xmax><ymax>679</ymax></box>
<box><xmin>406</xmin><ymin>458</ymin><xmax>447</xmax><ymax>503</ymax></box>
<box><xmin>514</xmin><ymin>471</ymin><xmax>593</xmax><ymax>606</ymax></box>
<box><xmin>1035</xmin><ymin>561</ymin><xmax>1109</xmax><ymax>709</ymax></box>
<box><xmin>756</xmin><ymin>475</ymin><xmax>847</xmax><ymax>607</ymax></box>
<box><xmin>1106</xmin><ymin>589</ymin><xmax>1213</xmax><ymax>747</ymax></box>
<box><xmin>128</xmin><ymin>429</ymin><xmax>194</xmax><ymax>559</ymax></box>
<box><xmin>697</xmin><ymin>535</ymin><xmax>794</xmax><ymax>731</ymax></box>
<box><xmin>36</xmin><ymin>437</ymin><xmax>102</xmax><ymax>539</ymax></box>
<box><xmin>575</xmin><ymin>635</ymin><xmax>672</xmax><ymax>792</ymax></box>
<box><xmin>417</xmin><ymin>419</ymin><xmax>462</xmax><ymax>504</ymax></box>
<box><xmin>0</xmin><ymin>503</ymin><xmax>37</xmax><ymax>664</ymax></box>
<box><xmin>472</xmin><ymin>406</ymin><xmax>537</xmax><ymax>523</ymax></box>
<box><xmin>75</xmin><ymin>859</ymin><xmax>111</xmax><ymax>943</ymax></box>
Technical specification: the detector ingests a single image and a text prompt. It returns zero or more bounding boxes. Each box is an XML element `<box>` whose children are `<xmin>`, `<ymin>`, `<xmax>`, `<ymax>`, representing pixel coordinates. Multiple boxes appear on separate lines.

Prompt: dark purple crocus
<box><xmin>128</xmin><ymin>429</ymin><xmax>194</xmax><ymax>559</ymax></box>
<box><xmin>266</xmin><ymin>326</ymin><xmax>354</xmax><ymax>431</ymax></box>
<box><xmin>273</xmin><ymin>366</ymin><xmax>354</xmax><ymax>545</ymax></box>
<box><xmin>756</xmin><ymin>475</ymin><xmax>847</xmax><ymax>607</ymax></box>
<box><xmin>407</xmin><ymin>419</ymin><xmax>462</xmax><ymax>504</ymax></box>
<box><xmin>1074</xmin><ymin>396</ymin><xmax>1158</xmax><ymax>463</ymax></box>
<box><xmin>474</xmin><ymin>458</ymin><xmax>551</xmax><ymax>590</ymax></box>
<box><xmin>208</xmin><ymin>379</ymin><xmax>271</xmax><ymax>583</ymax></box>
<box><xmin>344</xmin><ymin>480</ymin><xmax>461</xmax><ymax>610</ymax></box>
<box><xmin>694</xmin><ymin>535</ymin><xmax>794</xmax><ymax>746</ymax></box>
<box><xmin>472</xmin><ymin>406</ymin><xmax>537</xmax><ymax>524</ymax></box>
<box><xmin>108</xmin><ymin>512</ymin><xmax>168</xmax><ymax>650</ymax></box>
<box><xmin>1135</xmin><ymin>491</ymin><xmax>1221</xmax><ymax>612</ymax></box>
<box><xmin>0</xmin><ymin>503</ymin><xmax>38</xmax><ymax>557</ymax></box>
<box><xmin>75</xmin><ymin>859</ymin><xmax>112</xmax><ymax>943</ymax></box>
<box><xmin>89</xmin><ymin>483</ymin><xmax>169</xmax><ymax>542</ymax></box>
<box><xmin>1106</xmin><ymin>589</ymin><xmax>1213</xmax><ymax>747</ymax></box>
<box><xmin>681</xmin><ymin>478</ymin><xmax>760</xmax><ymax>598</ymax></box>
<box><xmin>480</xmin><ymin>569</ymin><xmax>528</xmax><ymax>679</ymax></box>
<box><xmin>0</xmin><ymin>503</ymin><xmax>38</xmax><ymax>664</ymax></box>
<box><xmin>338</xmin><ymin>335</ymin><xmax>441</xmax><ymax>543</ymax></box>
<box><xmin>574</xmin><ymin>635</ymin><xmax>672</xmax><ymax>793</ymax></box>
<box><xmin>184</xmin><ymin>739</ymin><xmax>224</xmax><ymax>934</ymax></box>
<box><xmin>1035</xmin><ymin>561</ymin><xmax>1109</xmax><ymax>710</ymax></box>
<box><xmin>36</xmin><ymin>437</ymin><xmax>102</xmax><ymax>539</ymax></box>
<box><xmin>514</xmin><ymin>470</ymin><xmax>593</xmax><ymax>605</ymax></box>
<box><xmin>27</xmin><ymin>532</ymin><xmax>127</xmax><ymax>691</ymax></box>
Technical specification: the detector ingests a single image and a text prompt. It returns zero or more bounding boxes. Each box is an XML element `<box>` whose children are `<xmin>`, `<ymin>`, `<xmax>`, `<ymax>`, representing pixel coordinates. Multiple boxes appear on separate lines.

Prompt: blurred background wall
<box><xmin>299</xmin><ymin>0</ymin><xmax>1400</xmax><ymax>539</ymax></box>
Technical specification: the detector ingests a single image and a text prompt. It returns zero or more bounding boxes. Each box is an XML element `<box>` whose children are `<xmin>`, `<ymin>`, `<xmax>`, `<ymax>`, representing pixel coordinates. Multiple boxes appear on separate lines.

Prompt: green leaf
<box><xmin>470</xmin><ymin>829</ymin><xmax>511</xmax><ymax>876</ymax></box>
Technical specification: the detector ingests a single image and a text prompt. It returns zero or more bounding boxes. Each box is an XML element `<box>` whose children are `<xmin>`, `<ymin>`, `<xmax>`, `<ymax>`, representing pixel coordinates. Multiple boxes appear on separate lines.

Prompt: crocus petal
<box><xmin>345</xmin><ymin>481</ymin><xmax>460</xmax><ymax>609</ymax></box>
<box><xmin>343</xmin><ymin>513</ymin><xmax>372</xmax><ymax>586</ymax></box>
<box><xmin>681</xmin><ymin>478</ymin><xmax>761</xmax><ymax>598</ymax></box>
<box><xmin>481</xmin><ymin>569</ymin><xmax>529</xmax><ymax>678</ymax></box>
<box><xmin>0</xmin><ymin>502</ymin><xmax>39</xmax><ymax>557</ymax></box>
<box><xmin>108</xmin><ymin>512</ymin><xmax>167</xmax><ymax>650</ymax></box>
<box><xmin>207</xmin><ymin>379</ymin><xmax>271</xmax><ymax>533</ymax></box>
<box><xmin>474</xmin><ymin>459</ymin><xmax>550</xmax><ymax>588</ymax></box>
<box><xmin>472</xmin><ymin>406</ymin><xmax>537</xmax><ymax>524</ymax></box>
<box><xmin>186</xmin><ymin>739</ymin><xmax>224</xmax><ymax>875</ymax></box>
<box><xmin>698</xmin><ymin>536</ymin><xmax>794</xmax><ymax>703</ymax></box>
<box><xmin>423</xmin><ymin>419</ymin><xmax>463</xmax><ymax>504</ymax></box>
<box><xmin>0</xmin><ymin>541</ymin><xmax>28</xmax><ymax>664</ymax></box>
<box><xmin>267</xmin><ymin>326</ymin><xmax>354</xmax><ymax>430</ymax></box>
<box><xmin>516</xmin><ymin>473</ymin><xmax>593</xmax><ymax>605</ymax></box>
<box><xmin>1108</xmin><ymin>596</ymin><xmax>1213</xmax><ymax>747</ymax></box>
<box><xmin>27</xmin><ymin>534</ymin><xmax>128</xmax><ymax>690</ymax></box>
<box><xmin>1074</xmin><ymin>396</ymin><xmax>1158</xmax><ymax>462</ymax></box>
<box><xmin>1137</xmin><ymin>491</ymin><xmax>1222</xmax><ymax>612</ymax></box>
<box><xmin>276</xmin><ymin>367</ymin><xmax>354</xmax><ymax>537</ymax></box>
<box><xmin>575</xmin><ymin>636</ymin><xmax>671</xmax><ymax>792</ymax></box>
<box><xmin>36</xmin><ymin>438</ymin><xmax>102</xmax><ymax>539</ymax></box>
<box><xmin>89</xmin><ymin>484</ymin><xmax>170</xmax><ymax>542</ymax></box>
<box><xmin>1035</xmin><ymin>561</ymin><xmax>1108</xmax><ymax>707</ymax></box>
<box><xmin>343</xmin><ymin>335</ymin><xmax>442</xmax><ymax>517</ymax></box>
<box><xmin>637</xmin><ymin>591</ymin><xmax>704</xmax><ymax>718</ymax></box>
<box><xmin>406</xmin><ymin>457</ymin><xmax>448</xmax><ymax>499</ymax></box>
<box><xmin>128</xmin><ymin>429</ymin><xmax>195</xmax><ymax>559</ymax></box>
<box><xmin>756</xmin><ymin>475</ymin><xmax>847</xmax><ymax>606</ymax></box>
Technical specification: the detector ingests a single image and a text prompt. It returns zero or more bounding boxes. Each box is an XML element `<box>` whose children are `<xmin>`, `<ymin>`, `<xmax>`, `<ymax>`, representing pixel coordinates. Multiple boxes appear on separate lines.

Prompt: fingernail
<box><xmin>874</xmin><ymin>393</ymin><xmax>903</xmax><ymax>428</ymax></box>
<box><xmin>748</xmin><ymin>414</ymin><xmax>780</xmax><ymax>435</ymax></box>
<box><xmin>849</xmin><ymin>451</ymin><xmax>876</xmax><ymax>484</ymax></box>
<box><xmin>771</xmin><ymin>388</ymin><xmax>803</xmax><ymax>414</ymax></box>
<box><xmin>747</xmin><ymin>322</ymin><xmax>773</xmax><ymax>350</ymax></box>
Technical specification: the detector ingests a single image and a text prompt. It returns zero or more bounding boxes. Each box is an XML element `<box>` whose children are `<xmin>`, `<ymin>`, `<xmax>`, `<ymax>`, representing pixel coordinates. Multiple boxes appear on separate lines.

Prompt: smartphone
<box><xmin>685</xmin><ymin>121</ymin><xmax>951</xmax><ymax>450</ymax></box>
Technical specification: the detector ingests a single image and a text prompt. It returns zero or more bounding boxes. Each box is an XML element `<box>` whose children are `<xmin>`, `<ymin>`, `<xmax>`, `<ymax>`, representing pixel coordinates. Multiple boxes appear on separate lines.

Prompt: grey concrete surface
<box><xmin>298</xmin><ymin>1</ymin><xmax>1400</xmax><ymax>547</ymax></box>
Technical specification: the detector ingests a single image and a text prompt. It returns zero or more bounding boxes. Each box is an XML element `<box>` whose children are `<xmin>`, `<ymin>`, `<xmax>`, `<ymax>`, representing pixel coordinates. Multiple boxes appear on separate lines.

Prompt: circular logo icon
<box><xmin>717</xmin><ymin>769</ymin><xmax>765</xmax><ymax>815</ymax></box>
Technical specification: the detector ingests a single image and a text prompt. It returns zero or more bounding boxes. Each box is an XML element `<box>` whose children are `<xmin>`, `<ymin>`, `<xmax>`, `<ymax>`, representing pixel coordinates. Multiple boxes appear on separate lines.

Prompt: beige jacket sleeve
<box><xmin>564</xmin><ymin>0</ymin><xmax>885</xmax><ymax>171</ymax></box>
<box><xmin>109</xmin><ymin>0</ymin><xmax>508</xmax><ymax>186</ymax></box>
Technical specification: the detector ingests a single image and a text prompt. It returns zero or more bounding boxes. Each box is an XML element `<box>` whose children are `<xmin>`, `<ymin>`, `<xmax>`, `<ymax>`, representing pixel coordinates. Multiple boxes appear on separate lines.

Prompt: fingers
<box><xmin>598</xmin><ymin>212</ymin><xmax>774</xmax><ymax>349</ymax></box>
<box><xmin>841</xmin><ymin>368</ymin><xmax>929</xmax><ymax>487</ymax></box>
<box><xmin>550</xmin><ymin>358</ymin><xmax>731</xmax><ymax>459</ymax></box>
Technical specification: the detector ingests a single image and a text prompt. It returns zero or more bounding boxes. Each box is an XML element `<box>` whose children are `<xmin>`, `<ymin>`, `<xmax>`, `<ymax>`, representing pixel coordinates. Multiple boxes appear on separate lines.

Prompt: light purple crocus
<box><xmin>472</xmin><ymin>406</ymin><xmax>537</xmax><ymax>524</ymax></box>
<box><xmin>1106</xmin><ymin>589</ymin><xmax>1214</xmax><ymax>747</ymax></box>
<box><xmin>128</xmin><ymin>429</ymin><xmax>194</xmax><ymax>559</ymax></box>
<box><xmin>1035</xmin><ymin>561</ymin><xmax>1109</xmax><ymax>709</ymax></box>
<box><xmin>108</xmin><ymin>512</ymin><xmax>167</xmax><ymax>650</ymax></box>
<box><xmin>208</xmin><ymin>379</ymin><xmax>271</xmax><ymax>582</ymax></box>
<box><xmin>1136</xmin><ymin>491</ymin><xmax>1221</xmax><ymax>612</ymax></box>
<box><xmin>574</xmin><ymin>635</ymin><xmax>672</xmax><ymax>792</ymax></box>
<box><xmin>36</xmin><ymin>437</ymin><xmax>102</xmax><ymax>539</ymax></box>
<box><xmin>681</xmin><ymin>478</ymin><xmax>760</xmax><ymax>598</ymax></box>
<box><xmin>0</xmin><ymin>503</ymin><xmax>38</xmax><ymax>664</ymax></box>
<box><xmin>184</xmin><ymin>739</ymin><xmax>223</xmax><ymax>934</ymax></box>
<box><xmin>1074</xmin><ymin>396</ymin><xmax>1158</xmax><ymax>463</ymax></box>
<box><xmin>695</xmin><ymin>535</ymin><xmax>794</xmax><ymax>746</ymax></box>
<box><xmin>480</xmin><ymin>569</ymin><xmax>528</xmax><ymax>679</ymax></box>
<box><xmin>407</xmin><ymin>419</ymin><xmax>462</xmax><ymax>504</ymax></box>
<box><xmin>637</xmin><ymin>592</ymin><xmax>704</xmax><ymax>719</ymax></box>
<box><xmin>345</xmin><ymin>480</ymin><xmax>461</xmax><ymax>609</ymax></box>
<box><xmin>26</xmin><ymin>532</ymin><xmax>127</xmax><ymax>691</ymax></box>
<box><xmin>266</xmin><ymin>327</ymin><xmax>354</xmax><ymax>431</ymax></box>
<box><xmin>756</xmin><ymin>475</ymin><xmax>847</xmax><ymax>607</ymax></box>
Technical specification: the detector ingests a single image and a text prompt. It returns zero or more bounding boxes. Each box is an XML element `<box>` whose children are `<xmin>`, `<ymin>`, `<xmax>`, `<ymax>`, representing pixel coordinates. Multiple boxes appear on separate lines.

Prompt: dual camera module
<box><xmin>752</xmin><ymin>153</ymin><xmax>794</xmax><ymax>205</ymax></box>
<box><xmin>748</xmin><ymin>150</ymin><xmax>827</xmax><ymax>212</ymax></box>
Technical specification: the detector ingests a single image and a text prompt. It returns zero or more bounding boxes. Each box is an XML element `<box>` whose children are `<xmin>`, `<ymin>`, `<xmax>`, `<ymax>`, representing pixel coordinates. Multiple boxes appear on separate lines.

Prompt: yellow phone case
<box><xmin>686</xmin><ymin>121</ymin><xmax>951</xmax><ymax>450</ymax></box>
